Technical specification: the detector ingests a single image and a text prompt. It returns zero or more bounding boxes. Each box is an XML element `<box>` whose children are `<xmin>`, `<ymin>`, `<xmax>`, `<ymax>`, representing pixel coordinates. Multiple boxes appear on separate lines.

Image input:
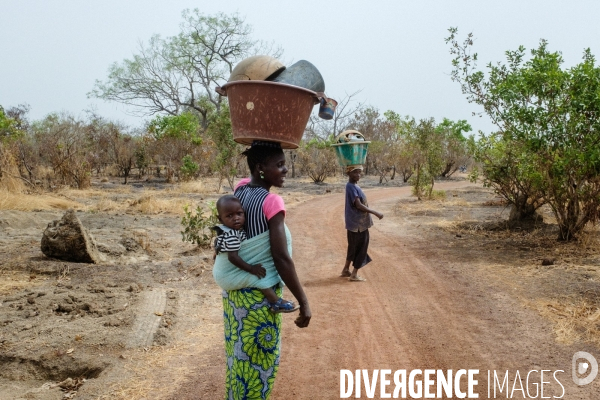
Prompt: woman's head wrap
<box><xmin>241</xmin><ymin>140</ymin><xmax>284</xmax><ymax>172</ymax></box>
<box><xmin>346</xmin><ymin>165</ymin><xmax>363</xmax><ymax>174</ymax></box>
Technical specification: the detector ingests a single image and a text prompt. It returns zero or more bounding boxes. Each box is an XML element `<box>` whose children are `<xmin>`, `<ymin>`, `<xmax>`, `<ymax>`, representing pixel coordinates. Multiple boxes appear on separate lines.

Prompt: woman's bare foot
<box><xmin>340</xmin><ymin>269</ymin><xmax>351</xmax><ymax>277</ymax></box>
<box><xmin>348</xmin><ymin>275</ymin><xmax>366</xmax><ymax>282</ymax></box>
<box><xmin>349</xmin><ymin>268</ymin><xmax>366</xmax><ymax>281</ymax></box>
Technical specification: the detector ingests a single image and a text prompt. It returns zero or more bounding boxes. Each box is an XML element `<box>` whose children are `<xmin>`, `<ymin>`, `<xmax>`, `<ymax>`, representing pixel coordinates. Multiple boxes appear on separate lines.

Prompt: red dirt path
<box><xmin>174</xmin><ymin>181</ymin><xmax>600</xmax><ymax>399</ymax></box>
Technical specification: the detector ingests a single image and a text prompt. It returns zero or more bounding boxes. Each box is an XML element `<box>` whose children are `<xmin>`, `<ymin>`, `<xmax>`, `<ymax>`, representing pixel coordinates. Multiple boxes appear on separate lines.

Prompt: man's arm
<box><xmin>353</xmin><ymin>197</ymin><xmax>384</xmax><ymax>219</ymax></box>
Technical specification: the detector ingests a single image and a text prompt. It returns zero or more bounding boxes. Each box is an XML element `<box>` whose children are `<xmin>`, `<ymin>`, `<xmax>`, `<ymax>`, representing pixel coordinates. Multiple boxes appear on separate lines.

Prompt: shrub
<box><xmin>180</xmin><ymin>201</ymin><xmax>218</xmax><ymax>247</ymax></box>
<box><xmin>180</xmin><ymin>155</ymin><xmax>199</xmax><ymax>181</ymax></box>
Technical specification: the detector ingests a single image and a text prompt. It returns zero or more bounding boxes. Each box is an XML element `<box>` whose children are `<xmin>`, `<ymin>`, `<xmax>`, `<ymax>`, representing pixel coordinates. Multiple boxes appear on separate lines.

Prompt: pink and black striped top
<box><xmin>234</xmin><ymin>178</ymin><xmax>286</xmax><ymax>239</ymax></box>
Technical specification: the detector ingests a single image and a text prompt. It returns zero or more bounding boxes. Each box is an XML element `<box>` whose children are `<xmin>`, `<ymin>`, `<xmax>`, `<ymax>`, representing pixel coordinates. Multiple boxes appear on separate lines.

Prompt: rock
<box><xmin>40</xmin><ymin>210</ymin><xmax>100</xmax><ymax>263</ymax></box>
<box><xmin>105</xmin><ymin>318</ymin><xmax>122</xmax><ymax>327</ymax></box>
<box><xmin>56</xmin><ymin>304</ymin><xmax>74</xmax><ymax>313</ymax></box>
<box><xmin>541</xmin><ymin>258</ymin><xmax>555</xmax><ymax>266</ymax></box>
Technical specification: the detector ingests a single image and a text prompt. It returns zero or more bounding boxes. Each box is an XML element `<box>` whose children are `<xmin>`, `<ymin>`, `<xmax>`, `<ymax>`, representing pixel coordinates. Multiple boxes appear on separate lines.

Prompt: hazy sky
<box><xmin>2</xmin><ymin>1</ymin><xmax>599</xmax><ymax>136</ymax></box>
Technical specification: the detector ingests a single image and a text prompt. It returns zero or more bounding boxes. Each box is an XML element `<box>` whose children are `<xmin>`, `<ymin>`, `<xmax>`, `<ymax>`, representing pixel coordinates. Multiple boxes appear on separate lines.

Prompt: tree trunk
<box><xmin>508</xmin><ymin>194</ymin><xmax>542</xmax><ymax>226</ymax></box>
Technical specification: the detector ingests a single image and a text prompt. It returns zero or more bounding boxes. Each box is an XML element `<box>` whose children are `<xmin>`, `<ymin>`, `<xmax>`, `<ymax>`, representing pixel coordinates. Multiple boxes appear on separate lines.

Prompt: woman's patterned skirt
<box><xmin>223</xmin><ymin>287</ymin><xmax>282</xmax><ymax>400</ymax></box>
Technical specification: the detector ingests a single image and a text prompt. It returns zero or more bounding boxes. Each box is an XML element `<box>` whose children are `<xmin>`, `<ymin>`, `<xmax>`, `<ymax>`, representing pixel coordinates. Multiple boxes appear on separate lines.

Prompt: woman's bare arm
<box><xmin>268</xmin><ymin>211</ymin><xmax>311</xmax><ymax>328</ymax></box>
<box><xmin>353</xmin><ymin>197</ymin><xmax>384</xmax><ymax>219</ymax></box>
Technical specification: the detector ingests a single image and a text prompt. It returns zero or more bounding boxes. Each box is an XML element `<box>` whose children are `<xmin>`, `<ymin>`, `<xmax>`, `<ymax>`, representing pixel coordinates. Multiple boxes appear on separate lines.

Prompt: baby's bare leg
<box><xmin>260</xmin><ymin>288</ymin><xmax>280</xmax><ymax>303</ymax></box>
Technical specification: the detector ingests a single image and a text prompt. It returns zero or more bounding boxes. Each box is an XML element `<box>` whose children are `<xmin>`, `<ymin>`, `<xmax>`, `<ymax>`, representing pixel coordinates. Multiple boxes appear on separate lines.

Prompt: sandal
<box><xmin>269</xmin><ymin>298</ymin><xmax>300</xmax><ymax>314</ymax></box>
<box><xmin>348</xmin><ymin>276</ymin><xmax>367</xmax><ymax>282</ymax></box>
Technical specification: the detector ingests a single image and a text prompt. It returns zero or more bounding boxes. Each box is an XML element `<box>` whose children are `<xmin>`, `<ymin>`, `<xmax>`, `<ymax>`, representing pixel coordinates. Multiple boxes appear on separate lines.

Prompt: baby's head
<box><xmin>216</xmin><ymin>195</ymin><xmax>245</xmax><ymax>230</ymax></box>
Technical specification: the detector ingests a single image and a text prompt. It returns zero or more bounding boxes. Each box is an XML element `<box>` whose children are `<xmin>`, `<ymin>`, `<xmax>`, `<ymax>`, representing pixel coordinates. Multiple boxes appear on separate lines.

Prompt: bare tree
<box><xmin>304</xmin><ymin>91</ymin><xmax>365</xmax><ymax>141</ymax></box>
<box><xmin>89</xmin><ymin>10</ymin><xmax>280</xmax><ymax>127</ymax></box>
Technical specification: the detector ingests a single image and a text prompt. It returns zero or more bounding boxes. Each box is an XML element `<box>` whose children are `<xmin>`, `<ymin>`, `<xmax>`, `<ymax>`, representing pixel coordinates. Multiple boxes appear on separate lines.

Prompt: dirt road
<box><xmin>167</xmin><ymin>180</ymin><xmax>600</xmax><ymax>399</ymax></box>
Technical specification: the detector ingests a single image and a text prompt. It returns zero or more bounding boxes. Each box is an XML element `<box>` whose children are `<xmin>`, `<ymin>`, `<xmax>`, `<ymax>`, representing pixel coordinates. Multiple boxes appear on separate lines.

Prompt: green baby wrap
<box><xmin>213</xmin><ymin>224</ymin><xmax>292</xmax><ymax>291</ymax></box>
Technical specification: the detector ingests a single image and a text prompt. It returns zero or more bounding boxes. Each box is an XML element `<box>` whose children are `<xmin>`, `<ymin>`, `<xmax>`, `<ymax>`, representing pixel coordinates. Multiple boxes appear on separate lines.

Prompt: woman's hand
<box><xmin>249</xmin><ymin>264</ymin><xmax>266</xmax><ymax>278</ymax></box>
<box><xmin>294</xmin><ymin>302</ymin><xmax>311</xmax><ymax>328</ymax></box>
<box><xmin>375</xmin><ymin>212</ymin><xmax>384</xmax><ymax>220</ymax></box>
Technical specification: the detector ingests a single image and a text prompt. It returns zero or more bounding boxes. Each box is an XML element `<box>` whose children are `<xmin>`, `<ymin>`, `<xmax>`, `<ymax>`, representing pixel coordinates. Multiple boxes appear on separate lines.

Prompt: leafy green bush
<box><xmin>180</xmin><ymin>201</ymin><xmax>218</xmax><ymax>247</ymax></box>
<box><xmin>180</xmin><ymin>155</ymin><xmax>199</xmax><ymax>181</ymax></box>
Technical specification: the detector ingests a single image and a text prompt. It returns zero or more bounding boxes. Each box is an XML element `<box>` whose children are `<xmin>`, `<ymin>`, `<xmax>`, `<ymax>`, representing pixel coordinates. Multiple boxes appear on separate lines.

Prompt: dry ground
<box><xmin>1</xmin><ymin>174</ymin><xmax>600</xmax><ymax>399</ymax></box>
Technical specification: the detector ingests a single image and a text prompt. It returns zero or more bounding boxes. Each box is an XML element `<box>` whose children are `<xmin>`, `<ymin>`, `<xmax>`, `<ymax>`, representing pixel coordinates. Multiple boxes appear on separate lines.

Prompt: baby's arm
<box><xmin>227</xmin><ymin>251</ymin><xmax>266</xmax><ymax>278</ymax></box>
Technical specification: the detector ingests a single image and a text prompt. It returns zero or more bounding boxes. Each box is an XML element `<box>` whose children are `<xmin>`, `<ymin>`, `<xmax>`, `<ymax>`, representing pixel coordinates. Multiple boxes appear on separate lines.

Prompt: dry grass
<box><xmin>0</xmin><ymin>269</ymin><xmax>38</xmax><ymax>295</ymax></box>
<box><xmin>429</xmin><ymin>189</ymin><xmax>447</xmax><ymax>200</ymax></box>
<box><xmin>102</xmin><ymin>345</ymin><xmax>194</xmax><ymax>399</ymax></box>
<box><xmin>0</xmin><ymin>174</ymin><xmax>27</xmax><ymax>193</ymax></box>
<box><xmin>535</xmin><ymin>298</ymin><xmax>600</xmax><ymax>347</ymax></box>
<box><xmin>0</xmin><ymin>149</ymin><xmax>27</xmax><ymax>193</ymax></box>
<box><xmin>58</xmin><ymin>185</ymin><xmax>132</xmax><ymax>198</ymax></box>
<box><xmin>0</xmin><ymin>192</ymin><xmax>80</xmax><ymax>211</ymax></box>
<box><xmin>93</xmin><ymin>197</ymin><xmax>127</xmax><ymax>212</ymax></box>
<box><xmin>434</xmin><ymin>220</ymin><xmax>460</xmax><ymax>231</ymax></box>
<box><xmin>129</xmin><ymin>194</ymin><xmax>189</xmax><ymax>215</ymax></box>
<box><xmin>132</xmin><ymin>230</ymin><xmax>151</xmax><ymax>252</ymax></box>
<box><xmin>58</xmin><ymin>188</ymin><xmax>107</xmax><ymax>198</ymax></box>
<box><xmin>577</xmin><ymin>224</ymin><xmax>600</xmax><ymax>250</ymax></box>
<box><xmin>171</xmin><ymin>180</ymin><xmax>210</xmax><ymax>194</ymax></box>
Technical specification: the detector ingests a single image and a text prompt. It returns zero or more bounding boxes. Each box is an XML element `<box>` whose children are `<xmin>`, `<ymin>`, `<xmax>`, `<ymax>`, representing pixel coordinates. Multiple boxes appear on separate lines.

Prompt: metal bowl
<box><xmin>335</xmin><ymin>130</ymin><xmax>366</xmax><ymax>143</ymax></box>
<box><xmin>269</xmin><ymin>60</ymin><xmax>325</xmax><ymax>93</ymax></box>
<box><xmin>228</xmin><ymin>55</ymin><xmax>286</xmax><ymax>82</ymax></box>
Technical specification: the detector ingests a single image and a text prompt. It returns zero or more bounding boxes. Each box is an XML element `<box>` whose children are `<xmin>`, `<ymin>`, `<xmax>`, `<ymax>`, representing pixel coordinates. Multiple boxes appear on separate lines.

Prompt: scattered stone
<box><xmin>41</xmin><ymin>210</ymin><xmax>101</xmax><ymax>263</ymax></box>
<box><xmin>127</xmin><ymin>284</ymin><xmax>142</xmax><ymax>293</ymax></box>
<box><xmin>104</xmin><ymin>318</ymin><xmax>122</xmax><ymax>327</ymax></box>
<box><xmin>542</xmin><ymin>258</ymin><xmax>555</xmax><ymax>266</ymax></box>
<box><xmin>58</xmin><ymin>377</ymin><xmax>85</xmax><ymax>391</ymax></box>
<box><xmin>56</xmin><ymin>304</ymin><xmax>74</xmax><ymax>313</ymax></box>
<box><xmin>96</xmin><ymin>241</ymin><xmax>126</xmax><ymax>256</ymax></box>
<box><xmin>120</xmin><ymin>237</ymin><xmax>140</xmax><ymax>252</ymax></box>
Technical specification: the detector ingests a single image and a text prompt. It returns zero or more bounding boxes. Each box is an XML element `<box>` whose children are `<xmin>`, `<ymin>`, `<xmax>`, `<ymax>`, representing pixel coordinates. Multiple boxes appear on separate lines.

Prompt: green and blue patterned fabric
<box><xmin>223</xmin><ymin>286</ymin><xmax>283</xmax><ymax>400</ymax></box>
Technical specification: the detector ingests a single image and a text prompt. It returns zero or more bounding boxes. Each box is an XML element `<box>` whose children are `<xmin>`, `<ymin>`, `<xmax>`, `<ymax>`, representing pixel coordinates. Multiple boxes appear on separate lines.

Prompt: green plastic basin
<box><xmin>331</xmin><ymin>141</ymin><xmax>370</xmax><ymax>167</ymax></box>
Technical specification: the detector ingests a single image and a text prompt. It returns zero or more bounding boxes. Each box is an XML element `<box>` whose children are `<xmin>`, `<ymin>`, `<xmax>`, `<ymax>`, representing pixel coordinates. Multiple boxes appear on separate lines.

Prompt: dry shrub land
<box><xmin>1</xmin><ymin>174</ymin><xmax>600</xmax><ymax>399</ymax></box>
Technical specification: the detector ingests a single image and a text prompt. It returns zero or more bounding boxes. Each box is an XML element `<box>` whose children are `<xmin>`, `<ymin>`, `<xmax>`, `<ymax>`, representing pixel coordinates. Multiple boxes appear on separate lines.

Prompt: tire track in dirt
<box><xmin>126</xmin><ymin>289</ymin><xmax>167</xmax><ymax>348</ymax></box>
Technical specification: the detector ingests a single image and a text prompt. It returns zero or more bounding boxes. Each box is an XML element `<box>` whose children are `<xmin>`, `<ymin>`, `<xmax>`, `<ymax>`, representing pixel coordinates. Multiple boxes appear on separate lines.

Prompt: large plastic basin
<box><xmin>218</xmin><ymin>81</ymin><xmax>318</xmax><ymax>149</ymax></box>
<box><xmin>331</xmin><ymin>142</ymin><xmax>370</xmax><ymax>167</ymax></box>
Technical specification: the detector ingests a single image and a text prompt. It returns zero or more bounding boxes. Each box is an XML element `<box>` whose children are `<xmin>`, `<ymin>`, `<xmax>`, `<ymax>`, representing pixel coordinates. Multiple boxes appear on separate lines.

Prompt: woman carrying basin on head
<box><xmin>340</xmin><ymin>164</ymin><xmax>384</xmax><ymax>282</ymax></box>
<box><xmin>213</xmin><ymin>140</ymin><xmax>311</xmax><ymax>399</ymax></box>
